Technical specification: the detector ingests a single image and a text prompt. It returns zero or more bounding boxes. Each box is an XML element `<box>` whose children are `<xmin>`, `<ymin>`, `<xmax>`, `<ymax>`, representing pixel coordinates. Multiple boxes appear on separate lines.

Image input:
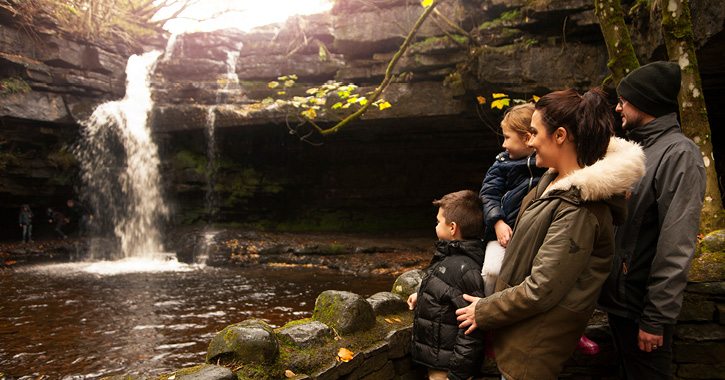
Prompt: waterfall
<box><xmin>204</xmin><ymin>50</ymin><xmax>240</xmax><ymax>224</ymax></box>
<box><xmin>198</xmin><ymin>50</ymin><xmax>240</xmax><ymax>264</ymax></box>
<box><xmin>204</xmin><ymin>107</ymin><xmax>219</xmax><ymax>224</ymax></box>
<box><xmin>75</xmin><ymin>50</ymin><xmax>169</xmax><ymax>260</ymax></box>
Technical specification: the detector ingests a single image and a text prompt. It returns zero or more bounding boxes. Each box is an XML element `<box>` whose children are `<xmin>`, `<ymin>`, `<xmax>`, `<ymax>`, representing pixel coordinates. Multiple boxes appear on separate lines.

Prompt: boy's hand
<box><xmin>494</xmin><ymin>220</ymin><xmax>513</xmax><ymax>247</ymax></box>
<box><xmin>456</xmin><ymin>294</ymin><xmax>481</xmax><ymax>334</ymax></box>
<box><xmin>407</xmin><ymin>293</ymin><xmax>418</xmax><ymax>310</ymax></box>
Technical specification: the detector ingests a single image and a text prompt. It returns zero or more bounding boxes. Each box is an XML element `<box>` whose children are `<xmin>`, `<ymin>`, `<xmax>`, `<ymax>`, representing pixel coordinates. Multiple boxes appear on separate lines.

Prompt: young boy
<box><xmin>408</xmin><ymin>190</ymin><xmax>486</xmax><ymax>380</ymax></box>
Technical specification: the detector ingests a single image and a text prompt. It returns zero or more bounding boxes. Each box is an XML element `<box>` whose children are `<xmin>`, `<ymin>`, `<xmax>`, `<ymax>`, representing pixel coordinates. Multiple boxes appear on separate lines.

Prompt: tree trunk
<box><xmin>661</xmin><ymin>0</ymin><xmax>725</xmax><ymax>233</ymax></box>
<box><xmin>594</xmin><ymin>0</ymin><xmax>640</xmax><ymax>87</ymax></box>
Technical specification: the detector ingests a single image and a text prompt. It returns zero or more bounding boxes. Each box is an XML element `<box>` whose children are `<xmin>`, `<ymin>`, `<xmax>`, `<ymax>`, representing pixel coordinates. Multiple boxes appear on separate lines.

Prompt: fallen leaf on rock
<box><xmin>393</xmin><ymin>318</ymin><xmax>402</xmax><ymax>322</ymax></box>
<box><xmin>285</xmin><ymin>370</ymin><xmax>296</xmax><ymax>378</ymax></box>
<box><xmin>384</xmin><ymin>318</ymin><xmax>394</xmax><ymax>324</ymax></box>
<box><xmin>338</xmin><ymin>347</ymin><xmax>354</xmax><ymax>362</ymax></box>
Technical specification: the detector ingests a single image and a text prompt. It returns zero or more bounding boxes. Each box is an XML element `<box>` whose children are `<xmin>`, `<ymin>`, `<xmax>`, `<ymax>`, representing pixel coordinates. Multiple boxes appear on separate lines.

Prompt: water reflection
<box><xmin>0</xmin><ymin>262</ymin><xmax>394</xmax><ymax>379</ymax></box>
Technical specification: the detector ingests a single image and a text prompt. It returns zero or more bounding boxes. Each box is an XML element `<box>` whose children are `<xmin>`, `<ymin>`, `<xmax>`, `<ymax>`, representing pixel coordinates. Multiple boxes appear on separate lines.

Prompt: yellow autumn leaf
<box><xmin>268</xmin><ymin>81</ymin><xmax>280</xmax><ymax>89</ymax></box>
<box><xmin>476</xmin><ymin>96</ymin><xmax>486</xmax><ymax>105</ymax></box>
<box><xmin>491</xmin><ymin>98</ymin><xmax>510</xmax><ymax>110</ymax></box>
<box><xmin>338</xmin><ymin>347</ymin><xmax>354</xmax><ymax>362</ymax></box>
<box><xmin>492</xmin><ymin>93</ymin><xmax>508</xmax><ymax>99</ymax></box>
<box><xmin>393</xmin><ymin>318</ymin><xmax>402</xmax><ymax>322</ymax></box>
<box><xmin>302</xmin><ymin>108</ymin><xmax>317</xmax><ymax>119</ymax></box>
<box><xmin>421</xmin><ymin>0</ymin><xmax>434</xmax><ymax>7</ymax></box>
<box><xmin>385</xmin><ymin>318</ymin><xmax>394</xmax><ymax>324</ymax></box>
<box><xmin>532</xmin><ymin>95</ymin><xmax>540</xmax><ymax>102</ymax></box>
<box><xmin>284</xmin><ymin>370</ymin><xmax>296</xmax><ymax>378</ymax></box>
<box><xmin>378</xmin><ymin>101</ymin><xmax>391</xmax><ymax>110</ymax></box>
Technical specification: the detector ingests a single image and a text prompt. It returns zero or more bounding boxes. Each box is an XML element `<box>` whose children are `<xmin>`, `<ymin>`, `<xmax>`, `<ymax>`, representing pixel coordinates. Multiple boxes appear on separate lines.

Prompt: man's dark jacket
<box><xmin>598</xmin><ymin>113</ymin><xmax>706</xmax><ymax>335</ymax></box>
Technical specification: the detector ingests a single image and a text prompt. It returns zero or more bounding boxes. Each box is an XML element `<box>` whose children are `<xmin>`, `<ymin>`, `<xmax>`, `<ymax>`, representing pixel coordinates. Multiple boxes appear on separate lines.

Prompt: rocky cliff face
<box><xmin>1</xmin><ymin>0</ymin><xmax>723</xmax><ymax>239</ymax></box>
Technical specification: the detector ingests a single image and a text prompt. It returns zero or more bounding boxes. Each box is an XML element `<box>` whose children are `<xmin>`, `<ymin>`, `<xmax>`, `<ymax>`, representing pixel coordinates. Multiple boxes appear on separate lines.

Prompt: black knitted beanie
<box><xmin>617</xmin><ymin>61</ymin><xmax>681</xmax><ymax>117</ymax></box>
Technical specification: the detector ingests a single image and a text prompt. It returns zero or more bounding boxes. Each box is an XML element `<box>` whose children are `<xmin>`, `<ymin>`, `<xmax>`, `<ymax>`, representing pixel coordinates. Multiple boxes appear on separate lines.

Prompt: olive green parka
<box><xmin>473</xmin><ymin>137</ymin><xmax>646</xmax><ymax>380</ymax></box>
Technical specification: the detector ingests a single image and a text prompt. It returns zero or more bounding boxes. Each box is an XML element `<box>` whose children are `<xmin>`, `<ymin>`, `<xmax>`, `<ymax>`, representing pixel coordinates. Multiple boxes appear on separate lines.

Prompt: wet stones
<box><xmin>312</xmin><ymin>290</ymin><xmax>376</xmax><ymax>335</ymax></box>
<box><xmin>278</xmin><ymin>321</ymin><xmax>335</xmax><ymax>349</ymax></box>
<box><xmin>175</xmin><ymin>364</ymin><xmax>237</xmax><ymax>380</ymax></box>
<box><xmin>206</xmin><ymin>319</ymin><xmax>279</xmax><ymax>365</ymax></box>
<box><xmin>391</xmin><ymin>269</ymin><xmax>423</xmax><ymax>298</ymax></box>
<box><xmin>367</xmin><ymin>292</ymin><xmax>408</xmax><ymax>315</ymax></box>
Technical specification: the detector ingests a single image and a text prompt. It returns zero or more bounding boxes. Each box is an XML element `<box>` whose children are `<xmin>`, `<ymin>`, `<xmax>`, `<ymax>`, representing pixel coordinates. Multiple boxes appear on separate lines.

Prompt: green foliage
<box><xmin>0</xmin><ymin>142</ymin><xmax>11</xmax><ymax>171</ymax></box>
<box><xmin>48</xmin><ymin>148</ymin><xmax>76</xmax><ymax>170</ymax></box>
<box><xmin>172</xmin><ymin>150</ymin><xmax>206</xmax><ymax>175</ymax></box>
<box><xmin>221</xmin><ymin>168</ymin><xmax>284</xmax><ymax>206</ymax></box>
<box><xmin>0</xmin><ymin>77</ymin><xmax>31</xmax><ymax>96</ymax></box>
<box><xmin>479</xmin><ymin>8</ymin><xmax>523</xmax><ymax>29</ymax></box>
<box><xmin>501</xmin><ymin>9</ymin><xmax>522</xmax><ymax>22</ymax></box>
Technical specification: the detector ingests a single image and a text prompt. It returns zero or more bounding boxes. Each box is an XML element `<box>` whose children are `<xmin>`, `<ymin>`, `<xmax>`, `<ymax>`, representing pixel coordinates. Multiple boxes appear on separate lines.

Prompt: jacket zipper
<box><xmin>526</xmin><ymin>155</ymin><xmax>535</xmax><ymax>192</ymax></box>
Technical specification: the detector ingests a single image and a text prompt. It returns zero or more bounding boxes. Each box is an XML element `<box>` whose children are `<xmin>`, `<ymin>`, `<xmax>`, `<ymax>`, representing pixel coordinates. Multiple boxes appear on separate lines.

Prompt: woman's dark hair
<box><xmin>534</xmin><ymin>88</ymin><xmax>615</xmax><ymax>167</ymax></box>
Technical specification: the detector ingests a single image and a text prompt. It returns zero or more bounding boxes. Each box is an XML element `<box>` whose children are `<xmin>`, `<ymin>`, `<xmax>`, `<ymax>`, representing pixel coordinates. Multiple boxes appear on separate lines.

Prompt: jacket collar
<box><xmin>625</xmin><ymin>112</ymin><xmax>680</xmax><ymax>148</ymax></box>
<box><xmin>433</xmin><ymin>239</ymin><xmax>485</xmax><ymax>266</ymax></box>
<box><xmin>540</xmin><ymin>137</ymin><xmax>645</xmax><ymax>203</ymax></box>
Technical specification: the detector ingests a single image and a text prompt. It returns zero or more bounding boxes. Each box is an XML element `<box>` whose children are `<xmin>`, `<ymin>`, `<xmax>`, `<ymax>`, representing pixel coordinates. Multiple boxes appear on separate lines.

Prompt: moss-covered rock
<box><xmin>366</xmin><ymin>292</ymin><xmax>408</xmax><ymax>316</ymax></box>
<box><xmin>206</xmin><ymin>319</ymin><xmax>279</xmax><ymax>365</ymax></box>
<box><xmin>278</xmin><ymin>320</ymin><xmax>334</xmax><ymax>349</ymax></box>
<box><xmin>689</xmin><ymin>229</ymin><xmax>725</xmax><ymax>282</ymax></box>
<box><xmin>391</xmin><ymin>269</ymin><xmax>424</xmax><ymax>298</ymax></box>
<box><xmin>174</xmin><ymin>364</ymin><xmax>236</xmax><ymax>380</ymax></box>
<box><xmin>312</xmin><ymin>290</ymin><xmax>375</xmax><ymax>335</ymax></box>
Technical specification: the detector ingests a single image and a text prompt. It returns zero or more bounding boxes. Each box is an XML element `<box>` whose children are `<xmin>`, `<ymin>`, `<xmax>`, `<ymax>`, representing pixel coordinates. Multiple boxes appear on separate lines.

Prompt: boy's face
<box><xmin>435</xmin><ymin>207</ymin><xmax>453</xmax><ymax>240</ymax></box>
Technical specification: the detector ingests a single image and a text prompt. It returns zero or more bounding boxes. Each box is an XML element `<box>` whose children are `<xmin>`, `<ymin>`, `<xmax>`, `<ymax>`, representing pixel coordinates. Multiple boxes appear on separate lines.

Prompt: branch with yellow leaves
<box><xmin>305</xmin><ymin>0</ymin><xmax>442</xmax><ymax>135</ymax></box>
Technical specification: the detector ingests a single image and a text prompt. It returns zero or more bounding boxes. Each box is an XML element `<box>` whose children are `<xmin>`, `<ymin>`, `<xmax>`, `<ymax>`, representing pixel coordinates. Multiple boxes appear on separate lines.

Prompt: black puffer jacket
<box><xmin>480</xmin><ymin>152</ymin><xmax>547</xmax><ymax>242</ymax></box>
<box><xmin>411</xmin><ymin>239</ymin><xmax>486</xmax><ymax>380</ymax></box>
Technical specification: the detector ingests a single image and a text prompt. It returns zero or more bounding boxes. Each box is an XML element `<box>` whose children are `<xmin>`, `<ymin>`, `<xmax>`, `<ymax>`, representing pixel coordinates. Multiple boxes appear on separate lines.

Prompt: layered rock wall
<box><xmin>1</xmin><ymin>0</ymin><xmax>724</xmax><ymax>237</ymax></box>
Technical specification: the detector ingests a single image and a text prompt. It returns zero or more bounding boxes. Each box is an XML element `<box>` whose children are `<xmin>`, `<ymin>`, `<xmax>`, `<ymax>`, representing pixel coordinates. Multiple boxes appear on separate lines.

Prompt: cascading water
<box><xmin>204</xmin><ymin>50</ymin><xmax>241</xmax><ymax>223</ymax></box>
<box><xmin>199</xmin><ymin>50</ymin><xmax>241</xmax><ymax>264</ymax></box>
<box><xmin>75</xmin><ymin>50</ymin><xmax>169</xmax><ymax>260</ymax></box>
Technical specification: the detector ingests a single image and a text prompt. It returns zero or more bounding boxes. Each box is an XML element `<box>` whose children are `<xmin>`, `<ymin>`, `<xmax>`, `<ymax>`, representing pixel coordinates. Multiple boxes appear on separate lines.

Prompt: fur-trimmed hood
<box><xmin>542</xmin><ymin>137</ymin><xmax>645</xmax><ymax>202</ymax></box>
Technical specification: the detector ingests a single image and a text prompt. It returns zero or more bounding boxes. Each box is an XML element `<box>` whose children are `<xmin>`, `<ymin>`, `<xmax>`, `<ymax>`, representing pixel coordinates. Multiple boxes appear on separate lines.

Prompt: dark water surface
<box><xmin>0</xmin><ymin>260</ymin><xmax>395</xmax><ymax>379</ymax></box>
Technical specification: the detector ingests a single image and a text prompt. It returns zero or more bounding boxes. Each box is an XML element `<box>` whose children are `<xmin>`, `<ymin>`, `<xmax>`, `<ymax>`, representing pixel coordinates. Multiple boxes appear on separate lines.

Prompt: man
<box><xmin>598</xmin><ymin>61</ymin><xmax>707</xmax><ymax>379</ymax></box>
<box><xmin>67</xmin><ymin>199</ymin><xmax>93</xmax><ymax>237</ymax></box>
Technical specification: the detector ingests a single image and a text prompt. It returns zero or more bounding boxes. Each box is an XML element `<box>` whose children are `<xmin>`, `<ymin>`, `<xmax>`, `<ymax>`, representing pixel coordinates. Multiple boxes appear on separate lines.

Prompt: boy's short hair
<box><xmin>433</xmin><ymin>190</ymin><xmax>483</xmax><ymax>239</ymax></box>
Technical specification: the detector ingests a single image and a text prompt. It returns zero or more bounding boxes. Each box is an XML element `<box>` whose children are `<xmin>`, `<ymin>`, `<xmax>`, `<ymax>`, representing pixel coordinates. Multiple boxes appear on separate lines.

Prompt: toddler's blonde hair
<box><xmin>501</xmin><ymin>103</ymin><xmax>535</xmax><ymax>136</ymax></box>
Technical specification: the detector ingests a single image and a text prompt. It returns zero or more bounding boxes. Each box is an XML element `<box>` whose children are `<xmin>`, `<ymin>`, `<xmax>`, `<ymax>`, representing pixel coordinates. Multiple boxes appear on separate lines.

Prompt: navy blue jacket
<box><xmin>479</xmin><ymin>152</ymin><xmax>547</xmax><ymax>242</ymax></box>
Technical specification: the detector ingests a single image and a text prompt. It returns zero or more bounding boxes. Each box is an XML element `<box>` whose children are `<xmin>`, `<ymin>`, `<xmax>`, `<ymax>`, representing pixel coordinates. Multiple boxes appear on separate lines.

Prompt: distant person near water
<box><xmin>47</xmin><ymin>207</ymin><xmax>69</xmax><ymax>240</ymax></box>
<box><xmin>66</xmin><ymin>199</ymin><xmax>93</xmax><ymax>237</ymax></box>
<box><xmin>18</xmin><ymin>204</ymin><xmax>34</xmax><ymax>243</ymax></box>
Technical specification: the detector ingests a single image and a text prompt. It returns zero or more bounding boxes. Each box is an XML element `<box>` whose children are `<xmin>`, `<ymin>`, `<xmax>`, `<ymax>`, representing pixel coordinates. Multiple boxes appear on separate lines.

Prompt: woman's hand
<box><xmin>494</xmin><ymin>220</ymin><xmax>513</xmax><ymax>247</ymax></box>
<box><xmin>455</xmin><ymin>294</ymin><xmax>481</xmax><ymax>334</ymax></box>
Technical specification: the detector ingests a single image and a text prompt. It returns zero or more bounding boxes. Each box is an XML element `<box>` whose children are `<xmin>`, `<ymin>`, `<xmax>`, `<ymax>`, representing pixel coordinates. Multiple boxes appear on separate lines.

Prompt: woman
<box><xmin>456</xmin><ymin>88</ymin><xmax>646</xmax><ymax>380</ymax></box>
